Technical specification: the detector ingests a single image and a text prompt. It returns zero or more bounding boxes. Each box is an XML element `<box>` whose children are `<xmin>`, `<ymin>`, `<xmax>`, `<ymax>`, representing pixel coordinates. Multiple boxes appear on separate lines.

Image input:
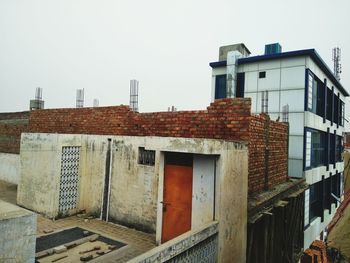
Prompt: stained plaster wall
<box><xmin>0</xmin><ymin>153</ymin><xmax>20</xmax><ymax>184</ymax></box>
<box><xmin>17</xmin><ymin>133</ymin><xmax>108</xmax><ymax>218</ymax></box>
<box><xmin>0</xmin><ymin>200</ymin><xmax>36</xmax><ymax>263</ymax></box>
<box><xmin>18</xmin><ymin>132</ymin><xmax>248</xmax><ymax>262</ymax></box>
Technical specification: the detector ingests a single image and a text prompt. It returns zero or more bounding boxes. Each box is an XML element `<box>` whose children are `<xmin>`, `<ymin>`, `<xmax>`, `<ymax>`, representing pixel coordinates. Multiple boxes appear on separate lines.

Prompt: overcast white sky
<box><xmin>1</xmin><ymin>0</ymin><xmax>350</xmax><ymax>127</ymax></box>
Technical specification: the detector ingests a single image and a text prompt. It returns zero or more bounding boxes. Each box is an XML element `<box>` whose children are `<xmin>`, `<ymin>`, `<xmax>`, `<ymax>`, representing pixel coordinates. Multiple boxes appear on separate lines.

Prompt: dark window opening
<box><xmin>340</xmin><ymin>100</ymin><xmax>345</xmax><ymax>126</ymax></box>
<box><xmin>259</xmin><ymin>71</ymin><xmax>266</xmax><ymax>78</ymax></box>
<box><xmin>326</xmin><ymin>88</ymin><xmax>333</xmax><ymax>121</ymax></box>
<box><xmin>309</xmin><ymin>181</ymin><xmax>323</xmax><ymax>222</ymax></box>
<box><xmin>330</xmin><ymin>134</ymin><xmax>335</xmax><ymax>165</ymax></box>
<box><xmin>138</xmin><ymin>147</ymin><xmax>155</xmax><ymax>166</ymax></box>
<box><xmin>331</xmin><ymin>173</ymin><xmax>341</xmax><ymax>202</ymax></box>
<box><xmin>324</xmin><ymin>177</ymin><xmax>331</xmax><ymax>211</ymax></box>
<box><xmin>215</xmin><ymin>74</ymin><xmax>227</xmax><ymax>99</ymax></box>
<box><xmin>316</xmin><ymin>79</ymin><xmax>325</xmax><ymax>116</ymax></box>
<box><xmin>236</xmin><ymin>72</ymin><xmax>245</xmax><ymax>98</ymax></box>
<box><xmin>334</xmin><ymin>95</ymin><xmax>339</xmax><ymax>126</ymax></box>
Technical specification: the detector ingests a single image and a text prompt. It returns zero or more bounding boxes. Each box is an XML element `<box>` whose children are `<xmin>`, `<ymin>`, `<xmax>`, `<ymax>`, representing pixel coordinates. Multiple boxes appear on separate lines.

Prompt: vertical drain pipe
<box><xmin>106</xmin><ymin>140</ymin><xmax>113</xmax><ymax>222</ymax></box>
<box><xmin>101</xmin><ymin>138</ymin><xmax>112</xmax><ymax>221</ymax></box>
<box><xmin>213</xmin><ymin>157</ymin><xmax>217</xmax><ymax>221</ymax></box>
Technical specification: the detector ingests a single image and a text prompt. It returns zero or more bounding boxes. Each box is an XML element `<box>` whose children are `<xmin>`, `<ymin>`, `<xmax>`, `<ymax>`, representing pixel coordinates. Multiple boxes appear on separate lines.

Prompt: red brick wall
<box><xmin>248</xmin><ymin>114</ymin><xmax>289</xmax><ymax>194</ymax></box>
<box><xmin>28</xmin><ymin>98</ymin><xmax>288</xmax><ymax>195</ymax></box>
<box><xmin>0</xmin><ymin>111</ymin><xmax>29</xmax><ymax>154</ymax></box>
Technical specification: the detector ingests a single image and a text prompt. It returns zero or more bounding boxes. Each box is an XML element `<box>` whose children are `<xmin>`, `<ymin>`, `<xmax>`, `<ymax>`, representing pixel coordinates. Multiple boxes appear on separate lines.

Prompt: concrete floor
<box><xmin>0</xmin><ymin>180</ymin><xmax>156</xmax><ymax>262</ymax></box>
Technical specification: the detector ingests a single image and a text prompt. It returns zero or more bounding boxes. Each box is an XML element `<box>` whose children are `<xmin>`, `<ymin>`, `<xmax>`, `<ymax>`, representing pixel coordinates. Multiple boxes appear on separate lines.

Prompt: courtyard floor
<box><xmin>0</xmin><ymin>180</ymin><xmax>156</xmax><ymax>262</ymax></box>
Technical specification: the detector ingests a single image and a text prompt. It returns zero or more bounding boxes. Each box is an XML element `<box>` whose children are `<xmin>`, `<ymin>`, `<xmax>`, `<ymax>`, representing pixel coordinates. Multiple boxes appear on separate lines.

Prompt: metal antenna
<box><xmin>130</xmin><ymin>80</ymin><xmax>139</xmax><ymax>112</ymax></box>
<box><xmin>332</xmin><ymin>47</ymin><xmax>342</xmax><ymax>81</ymax></box>
<box><xmin>30</xmin><ymin>87</ymin><xmax>44</xmax><ymax>110</ymax></box>
<box><xmin>76</xmin><ymin>89</ymin><xmax>84</xmax><ymax>108</ymax></box>
<box><xmin>35</xmin><ymin>87</ymin><xmax>42</xmax><ymax>100</ymax></box>
<box><xmin>93</xmin><ymin>98</ymin><xmax>99</xmax><ymax>107</ymax></box>
<box><xmin>282</xmin><ymin>104</ymin><xmax>289</xmax><ymax>122</ymax></box>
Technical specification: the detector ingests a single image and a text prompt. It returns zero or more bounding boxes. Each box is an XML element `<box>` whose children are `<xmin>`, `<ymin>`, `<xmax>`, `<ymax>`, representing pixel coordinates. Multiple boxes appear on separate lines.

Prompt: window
<box><xmin>215</xmin><ymin>74</ymin><xmax>227</xmax><ymax>99</ymax></box>
<box><xmin>311</xmin><ymin>131</ymin><xmax>326</xmax><ymax>168</ymax></box>
<box><xmin>341</xmin><ymin>172</ymin><xmax>344</xmax><ymax>196</ymax></box>
<box><xmin>306</xmin><ymin>71</ymin><xmax>325</xmax><ymax>117</ymax></box>
<box><xmin>236</xmin><ymin>72</ymin><xmax>245</xmax><ymax>98</ymax></box>
<box><xmin>340</xmin><ymin>100</ymin><xmax>345</xmax><ymax>126</ymax></box>
<box><xmin>305</xmin><ymin>131</ymin><xmax>312</xmax><ymax>167</ymax></box>
<box><xmin>307</xmin><ymin>72</ymin><xmax>314</xmax><ymax>111</ymax></box>
<box><xmin>324</xmin><ymin>177</ymin><xmax>331</xmax><ymax>211</ymax></box>
<box><xmin>138</xmin><ymin>147</ymin><xmax>155</xmax><ymax>166</ymax></box>
<box><xmin>336</xmin><ymin>135</ymin><xmax>343</xmax><ymax>162</ymax></box>
<box><xmin>330</xmin><ymin>133</ymin><xmax>335</xmax><ymax>165</ymax></box>
<box><xmin>305</xmin><ymin>128</ymin><xmax>327</xmax><ymax>169</ymax></box>
<box><xmin>331</xmin><ymin>173</ymin><xmax>340</xmax><ymax>202</ymax></box>
<box><xmin>326</xmin><ymin>88</ymin><xmax>333</xmax><ymax>121</ymax></box>
<box><xmin>316</xmin><ymin>79</ymin><xmax>325</xmax><ymax>116</ymax></box>
<box><xmin>309</xmin><ymin>181</ymin><xmax>323</xmax><ymax>222</ymax></box>
<box><xmin>259</xmin><ymin>71</ymin><xmax>266</xmax><ymax>78</ymax></box>
<box><xmin>304</xmin><ymin>189</ymin><xmax>310</xmax><ymax>226</ymax></box>
<box><xmin>334</xmin><ymin>95</ymin><xmax>339</xmax><ymax>126</ymax></box>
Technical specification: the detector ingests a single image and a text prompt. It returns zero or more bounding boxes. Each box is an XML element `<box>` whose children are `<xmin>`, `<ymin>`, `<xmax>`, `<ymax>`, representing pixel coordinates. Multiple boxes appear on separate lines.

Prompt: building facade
<box><xmin>210</xmin><ymin>43</ymin><xmax>348</xmax><ymax>247</ymax></box>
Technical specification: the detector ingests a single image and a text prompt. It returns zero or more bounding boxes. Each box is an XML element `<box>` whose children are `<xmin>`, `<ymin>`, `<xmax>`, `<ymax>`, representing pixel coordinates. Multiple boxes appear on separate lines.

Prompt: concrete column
<box><xmin>217</xmin><ymin>146</ymin><xmax>248</xmax><ymax>263</ymax></box>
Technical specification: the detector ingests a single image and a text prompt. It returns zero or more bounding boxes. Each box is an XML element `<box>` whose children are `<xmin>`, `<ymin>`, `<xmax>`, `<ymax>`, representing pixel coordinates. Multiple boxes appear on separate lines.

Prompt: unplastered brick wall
<box><xmin>28</xmin><ymin>98</ymin><xmax>288</xmax><ymax>195</ymax></box>
<box><xmin>28</xmin><ymin>99</ymin><xmax>252</xmax><ymax>140</ymax></box>
<box><xmin>0</xmin><ymin>111</ymin><xmax>29</xmax><ymax>154</ymax></box>
<box><xmin>248</xmin><ymin>114</ymin><xmax>289</xmax><ymax>195</ymax></box>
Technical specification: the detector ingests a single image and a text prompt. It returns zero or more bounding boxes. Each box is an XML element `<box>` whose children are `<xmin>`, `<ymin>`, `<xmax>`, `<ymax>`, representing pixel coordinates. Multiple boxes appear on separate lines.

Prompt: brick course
<box><xmin>27</xmin><ymin>98</ymin><xmax>288</xmax><ymax>195</ymax></box>
<box><xmin>0</xmin><ymin>111</ymin><xmax>29</xmax><ymax>154</ymax></box>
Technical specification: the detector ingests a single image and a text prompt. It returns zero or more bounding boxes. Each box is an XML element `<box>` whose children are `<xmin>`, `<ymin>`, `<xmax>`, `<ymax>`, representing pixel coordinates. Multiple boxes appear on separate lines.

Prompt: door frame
<box><xmin>155</xmin><ymin>152</ymin><xmax>165</xmax><ymax>244</ymax></box>
<box><xmin>155</xmin><ymin>151</ymin><xmax>219</xmax><ymax>245</ymax></box>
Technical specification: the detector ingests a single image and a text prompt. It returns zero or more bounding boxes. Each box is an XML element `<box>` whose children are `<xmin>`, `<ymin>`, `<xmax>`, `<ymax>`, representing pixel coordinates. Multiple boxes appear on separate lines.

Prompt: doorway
<box><xmin>161</xmin><ymin>152</ymin><xmax>193</xmax><ymax>243</ymax></box>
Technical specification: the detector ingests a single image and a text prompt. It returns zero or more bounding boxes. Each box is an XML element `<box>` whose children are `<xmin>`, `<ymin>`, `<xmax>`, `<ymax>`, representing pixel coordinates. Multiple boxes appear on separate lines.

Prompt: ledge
<box><xmin>248</xmin><ymin>178</ymin><xmax>308</xmax><ymax>223</ymax></box>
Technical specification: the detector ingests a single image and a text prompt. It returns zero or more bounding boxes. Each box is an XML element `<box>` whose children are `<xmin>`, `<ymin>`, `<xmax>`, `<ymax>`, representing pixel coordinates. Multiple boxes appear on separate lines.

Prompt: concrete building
<box><xmin>209</xmin><ymin>43</ymin><xmax>348</xmax><ymax>247</ymax></box>
<box><xmin>11</xmin><ymin>98</ymin><xmax>305</xmax><ymax>262</ymax></box>
<box><xmin>0</xmin><ymin>200</ymin><xmax>37</xmax><ymax>263</ymax></box>
<box><xmin>0</xmin><ymin>111</ymin><xmax>29</xmax><ymax>185</ymax></box>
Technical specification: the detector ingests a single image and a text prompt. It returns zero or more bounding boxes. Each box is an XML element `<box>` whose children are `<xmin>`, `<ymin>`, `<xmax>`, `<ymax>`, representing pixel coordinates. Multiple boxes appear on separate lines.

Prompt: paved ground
<box><xmin>0</xmin><ymin>180</ymin><xmax>156</xmax><ymax>262</ymax></box>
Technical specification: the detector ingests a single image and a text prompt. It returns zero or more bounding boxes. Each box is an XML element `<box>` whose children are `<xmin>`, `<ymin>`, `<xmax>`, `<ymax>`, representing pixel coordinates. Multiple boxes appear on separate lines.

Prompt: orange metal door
<box><xmin>161</xmin><ymin>164</ymin><xmax>193</xmax><ymax>243</ymax></box>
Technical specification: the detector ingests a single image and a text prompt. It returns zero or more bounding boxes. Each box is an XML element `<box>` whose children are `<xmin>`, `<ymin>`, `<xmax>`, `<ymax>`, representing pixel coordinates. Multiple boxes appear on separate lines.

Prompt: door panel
<box><xmin>161</xmin><ymin>164</ymin><xmax>193</xmax><ymax>243</ymax></box>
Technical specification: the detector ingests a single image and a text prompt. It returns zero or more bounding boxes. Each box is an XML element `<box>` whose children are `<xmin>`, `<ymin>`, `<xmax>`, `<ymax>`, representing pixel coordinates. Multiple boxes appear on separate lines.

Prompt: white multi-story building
<box><xmin>209</xmin><ymin>43</ymin><xmax>348</xmax><ymax>247</ymax></box>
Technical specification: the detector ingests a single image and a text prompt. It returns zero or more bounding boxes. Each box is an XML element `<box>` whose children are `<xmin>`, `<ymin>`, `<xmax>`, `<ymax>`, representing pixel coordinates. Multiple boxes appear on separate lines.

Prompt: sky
<box><xmin>0</xmin><ymin>0</ymin><xmax>350</xmax><ymax>127</ymax></box>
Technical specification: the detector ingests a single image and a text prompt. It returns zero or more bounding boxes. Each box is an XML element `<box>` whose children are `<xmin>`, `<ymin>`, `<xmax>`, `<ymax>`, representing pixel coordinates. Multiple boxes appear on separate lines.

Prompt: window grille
<box><xmin>138</xmin><ymin>147</ymin><xmax>155</xmax><ymax>166</ymax></box>
<box><xmin>59</xmin><ymin>146</ymin><xmax>80</xmax><ymax>214</ymax></box>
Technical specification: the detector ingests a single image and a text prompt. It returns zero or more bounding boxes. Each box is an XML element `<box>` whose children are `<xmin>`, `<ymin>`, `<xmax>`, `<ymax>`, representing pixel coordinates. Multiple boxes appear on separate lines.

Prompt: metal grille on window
<box><xmin>308</xmin><ymin>73</ymin><xmax>313</xmax><ymax>110</ymax></box>
<box><xmin>304</xmin><ymin>189</ymin><xmax>310</xmax><ymax>226</ymax></box>
<box><xmin>138</xmin><ymin>147</ymin><xmax>155</xmax><ymax>166</ymax></box>
<box><xmin>59</xmin><ymin>146</ymin><xmax>80</xmax><ymax>214</ymax></box>
<box><xmin>305</xmin><ymin>131</ymin><xmax>311</xmax><ymax>167</ymax></box>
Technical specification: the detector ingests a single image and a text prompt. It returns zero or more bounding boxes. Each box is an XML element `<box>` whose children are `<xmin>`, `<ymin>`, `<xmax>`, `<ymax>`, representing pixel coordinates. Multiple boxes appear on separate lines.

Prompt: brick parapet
<box><xmin>26</xmin><ymin>98</ymin><xmax>288</xmax><ymax>195</ymax></box>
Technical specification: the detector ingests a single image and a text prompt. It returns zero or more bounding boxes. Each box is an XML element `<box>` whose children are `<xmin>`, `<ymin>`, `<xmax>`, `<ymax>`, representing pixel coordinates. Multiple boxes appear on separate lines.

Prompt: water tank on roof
<box><xmin>265</xmin><ymin>43</ymin><xmax>282</xmax><ymax>55</ymax></box>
